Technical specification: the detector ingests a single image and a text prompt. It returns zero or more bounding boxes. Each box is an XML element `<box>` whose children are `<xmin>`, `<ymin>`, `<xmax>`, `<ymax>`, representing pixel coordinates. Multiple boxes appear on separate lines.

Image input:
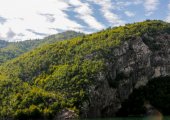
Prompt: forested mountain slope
<box><xmin>0</xmin><ymin>20</ymin><xmax>169</xmax><ymax>119</ymax></box>
<box><xmin>0</xmin><ymin>31</ymin><xmax>84</xmax><ymax>64</ymax></box>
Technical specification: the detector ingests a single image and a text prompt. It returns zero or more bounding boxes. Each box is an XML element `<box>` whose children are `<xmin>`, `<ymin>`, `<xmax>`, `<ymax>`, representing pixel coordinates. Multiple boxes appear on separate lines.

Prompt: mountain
<box><xmin>0</xmin><ymin>31</ymin><xmax>84</xmax><ymax>64</ymax></box>
<box><xmin>0</xmin><ymin>20</ymin><xmax>169</xmax><ymax>119</ymax></box>
<box><xmin>0</xmin><ymin>40</ymin><xmax>8</xmax><ymax>48</ymax></box>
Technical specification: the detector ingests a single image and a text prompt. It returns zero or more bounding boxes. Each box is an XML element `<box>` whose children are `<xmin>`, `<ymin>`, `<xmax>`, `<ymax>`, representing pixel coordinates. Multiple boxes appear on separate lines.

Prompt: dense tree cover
<box><xmin>117</xmin><ymin>77</ymin><xmax>170</xmax><ymax>116</ymax></box>
<box><xmin>0</xmin><ymin>77</ymin><xmax>69</xmax><ymax>119</ymax></box>
<box><xmin>0</xmin><ymin>20</ymin><xmax>170</xmax><ymax>119</ymax></box>
<box><xmin>0</xmin><ymin>31</ymin><xmax>84</xmax><ymax>64</ymax></box>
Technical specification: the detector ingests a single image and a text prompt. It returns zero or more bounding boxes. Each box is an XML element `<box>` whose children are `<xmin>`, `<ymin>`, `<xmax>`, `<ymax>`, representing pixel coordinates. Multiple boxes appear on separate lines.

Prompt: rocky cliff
<box><xmin>83</xmin><ymin>33</ymin><xmax>170</xmax><ymax>118</ymax></box>
<box><xmin>0</xmin><ymin>20</ymin><xmax>170</xmax><ymax>119</ymax></box>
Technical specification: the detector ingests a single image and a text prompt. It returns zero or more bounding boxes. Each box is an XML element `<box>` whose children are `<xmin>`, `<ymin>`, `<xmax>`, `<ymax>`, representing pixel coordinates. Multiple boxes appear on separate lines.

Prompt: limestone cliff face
<box><xmin>83</xmin><ymin>33</ymin><xmax>170</xmax><ymax>118</ymax></box>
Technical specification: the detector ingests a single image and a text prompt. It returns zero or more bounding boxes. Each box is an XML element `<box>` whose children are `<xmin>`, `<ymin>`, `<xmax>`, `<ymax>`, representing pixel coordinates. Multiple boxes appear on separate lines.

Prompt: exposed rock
<box><xmin>84</xmin><ymin>33</ymin><xmax>170</xmax><ymax>118</ymax></box>
<box><xmin>144</xmin><ymin>102</ymin><xmax>163</xmax><ymax>120</ymax></box>
<box><xmin>55</xmin><ymin>109</ymin><xmax>78</xmax><ymax>120</ymax></box>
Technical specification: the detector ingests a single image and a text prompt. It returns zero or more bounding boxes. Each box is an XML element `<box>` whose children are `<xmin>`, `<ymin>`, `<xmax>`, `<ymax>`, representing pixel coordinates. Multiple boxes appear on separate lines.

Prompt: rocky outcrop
<box><xmin>84</xmin><ymin>33</ymin><xmax>170</xmax><ymax>118</ymax></box>
<box><xmin>55</xmin><ymin>109</ymin><xmax>78</xmax><ymax>120</ymax></box>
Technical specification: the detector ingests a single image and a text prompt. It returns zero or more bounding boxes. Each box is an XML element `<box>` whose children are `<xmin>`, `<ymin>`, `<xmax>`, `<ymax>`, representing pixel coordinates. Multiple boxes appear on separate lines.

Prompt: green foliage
<box><xmin>0</xmin><ymin>79</ymin><xmax>67</xmax><ymax>119</ymax></box>
<box><xmin>0</xmin><ymin>31</ymin><xmax>84</xmax><ymax>64</ymax></box>
<box><xmin>0</xmin><ymin>20</ymin><xmax>170</xmax><ymax>119</ymax></box>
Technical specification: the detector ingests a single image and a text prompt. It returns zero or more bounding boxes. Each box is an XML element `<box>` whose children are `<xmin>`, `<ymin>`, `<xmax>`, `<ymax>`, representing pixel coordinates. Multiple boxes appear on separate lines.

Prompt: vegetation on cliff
<box><xmin>0</xmin><ymin>20</ymin><xmax>169</xmax><ymax>119</ymax></box>
<box><xmin>0</xmin><ymin>31</ymin><xmax>83</xmax><ymax>64</ymax></box>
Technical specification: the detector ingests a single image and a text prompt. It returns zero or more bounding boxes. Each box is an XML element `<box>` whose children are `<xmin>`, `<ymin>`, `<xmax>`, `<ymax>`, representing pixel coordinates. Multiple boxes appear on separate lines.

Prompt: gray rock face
<box><xmin>55</xmin><ymin>109</ymin><xmax>78</xmax><ymax>120</ymax></box>
<box><xmin>84</xmin><ymin>33</ymin><xmax>170</xmax><ymax>118</ymax></box>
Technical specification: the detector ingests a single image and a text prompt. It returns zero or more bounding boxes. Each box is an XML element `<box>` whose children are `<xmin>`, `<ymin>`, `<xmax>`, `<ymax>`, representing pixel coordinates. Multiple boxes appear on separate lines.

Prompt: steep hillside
<box><xmin>0</xmin><ymin>20</ymin><xmax>170</xmax><ymax>119</ymax></box>
<box><xmin>0</xmin><ymin>31</ymin><xmax>84</xmax><ymax>64</ymax></box>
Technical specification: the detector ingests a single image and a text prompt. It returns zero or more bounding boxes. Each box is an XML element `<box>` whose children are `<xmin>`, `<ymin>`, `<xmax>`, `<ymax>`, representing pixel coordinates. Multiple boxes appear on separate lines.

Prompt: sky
<box><xmin>0</xmin><ymin>0</ymin><xmax>169</xmax><ymax>41</ymax></box>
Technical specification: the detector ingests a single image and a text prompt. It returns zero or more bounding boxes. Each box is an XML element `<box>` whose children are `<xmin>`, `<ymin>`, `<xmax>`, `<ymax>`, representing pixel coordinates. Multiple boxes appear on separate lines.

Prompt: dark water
<box><xmin>82</xmin><ymin>116</ymin><xmax>170</xmax><ymax>120</ymax></box>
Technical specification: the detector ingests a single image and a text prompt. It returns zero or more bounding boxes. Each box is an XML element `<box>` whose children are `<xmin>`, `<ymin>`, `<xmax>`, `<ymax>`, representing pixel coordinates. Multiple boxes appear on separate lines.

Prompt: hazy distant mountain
<box><xmin>0</xmin><ymin>40</ymin><xmax>8</xmax><ymax>48</ymax></box>
<box><xmin>0</xmin><ymin>31</ymin><xmax>84</xmax><ymax>64</ymax></box>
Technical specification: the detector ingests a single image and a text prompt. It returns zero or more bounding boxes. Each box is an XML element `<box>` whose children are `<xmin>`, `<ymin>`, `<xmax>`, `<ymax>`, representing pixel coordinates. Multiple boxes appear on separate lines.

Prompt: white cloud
<box><xmin>0</xmin><ymin>0</ymin><xmax>163</xmax><ymax>41</ymax></box>
<box><xmin>124</xmin><ymin>11</ymin><xmax>135</xmax><ymax>17</ymax></box>
<box><xmin>68</xmin><ymin>0</ymin><xmax>105</xmax><ymax>30</ymax></box>
<box><xmin>0</xmin><ymin>0</ymin><xmax>84</xmax><ymax>41</ymax></box>
<box><xmin>133</xmin><ymin>0</ymin><xmax>143</xmax><ymax>5</ymax></box>
<box><xmin>6</xmin><ymin>28</ymin><xmax>16</xmax><ymax>39</ymax></box>
<box><xmin>0</xmin><ymin>16</ymin><xmax>7</xmax><ymax>25</ymax></box>
<box><xmin>165</xmin><ymin>2</ymin><xmax>170</xmax><ymax>22</ymax></box>
<box><xmin>87</xmin><ymin>0</ymin><xmax>125</xmax><ymax>26</ymax></box>
<box><xmin>39</xmin><ymin>13</ymin><xmax>55</xmax><ymax>23</ymax></box>
<box><xmin>144</xmin><ymin>0</ymin><xmax>159</xmax><ymax>16</ymax></box>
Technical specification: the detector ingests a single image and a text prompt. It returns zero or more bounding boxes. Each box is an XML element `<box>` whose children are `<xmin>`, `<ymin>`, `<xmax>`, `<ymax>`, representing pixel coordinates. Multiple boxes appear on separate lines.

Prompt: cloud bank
<box><xmin>0</xmin><ymin>0</ymin><xmax>164</xmax><ymax>41</ymax></box>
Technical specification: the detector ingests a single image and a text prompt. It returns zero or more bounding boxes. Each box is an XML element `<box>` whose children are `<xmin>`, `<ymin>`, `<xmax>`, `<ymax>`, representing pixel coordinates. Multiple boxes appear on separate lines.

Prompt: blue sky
<box><xmin>0</xmin><ymin>0</ymin><xmax>169</xmax><ymax>41</ymax></box>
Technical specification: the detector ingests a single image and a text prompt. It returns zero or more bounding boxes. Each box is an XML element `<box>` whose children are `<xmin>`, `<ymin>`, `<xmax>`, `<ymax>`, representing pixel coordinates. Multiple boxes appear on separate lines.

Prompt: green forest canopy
<box><xmin>0</xmin><ymin>20</ymin><xmax>170</xmax><ymax>119</ymax></box>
